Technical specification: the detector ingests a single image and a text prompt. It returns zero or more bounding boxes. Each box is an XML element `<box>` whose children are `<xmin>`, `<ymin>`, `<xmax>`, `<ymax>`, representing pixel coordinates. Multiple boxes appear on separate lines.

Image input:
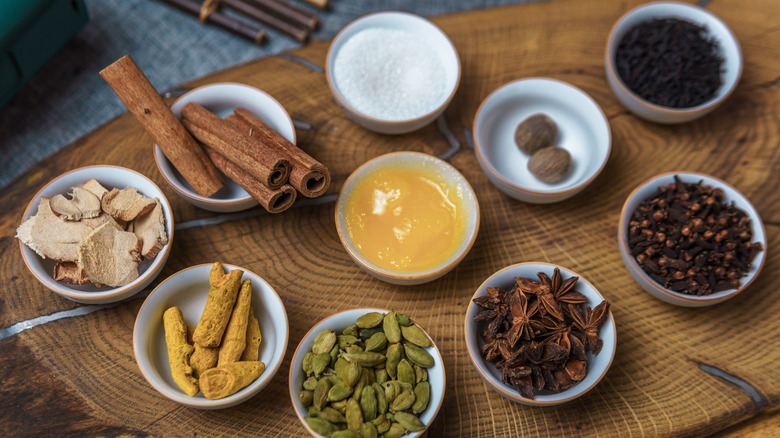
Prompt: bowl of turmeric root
<box><xmin>133</xmin><ymin>262</ymin><xmax>289</xmax><ymax>409</ymax></box>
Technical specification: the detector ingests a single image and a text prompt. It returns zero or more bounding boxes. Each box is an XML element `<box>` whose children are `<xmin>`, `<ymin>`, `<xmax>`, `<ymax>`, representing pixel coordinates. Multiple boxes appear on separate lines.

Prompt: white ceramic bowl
<box><xmin>154</xmin><ymin>82</ymin><xmax>296</xmax><ymax>212</ymax></box>
<box><xmin>605</xmin><ymin>1</ymin><xmax>742</xmax><ymax>124</ymax></box>
<box><xmin>618</xmin><ymin>172</ymin><xmax>766</xmax><ymax>307</ymax></box>
<box><xmin>473</xmin><ymin>78</ymin><xmax>611</xmax><ymax>204</ymax></box>
<box><xmin>289</xmin><ymin>307</ymin><xmax>445</xmax><ymax>437</ymax></box>
<box><xmin>335</xmin><ymin>151</ymin><xmax>480</xmax><ymax>285</ymax></box>
<box><xmin>325</xmin><ymin>11</ymin><xmax>461</xmax><ymax>134</ymax></box>
<box><xmin>133</xmin><ymin>263</ymin><xmax>289</xmax><ymax>409</ymax></box>
<box><xmin>465</xmin><ymin>262</ymin><xmax>617</xmax><ymax>406</ymax></box>
<box><xmin>18</xmin><ymin>165</ymin><xmax>173</xmax><ymax>304</ymax></box>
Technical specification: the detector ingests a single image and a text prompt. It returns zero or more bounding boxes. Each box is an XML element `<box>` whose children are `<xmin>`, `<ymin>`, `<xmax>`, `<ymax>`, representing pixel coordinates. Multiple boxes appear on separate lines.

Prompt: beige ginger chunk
<box><xmin>81</xmin><ymin>178</ymin><xmax>109</xmax><ymax>201</ymax></box>
<box><xmin>77</xmin><ymin>222</ymin><xmax>142</xmax><ymax>287</ymax></box>
<box><xmin>49</xmin><ymin>186</ymin><xmax>102</xmax><ymax>221</ymax></box>
<box><xmin>101</xmin><ymin>187</ymin><xmax>156</xmax><ymax>222</ymax></box>
<box><xmin>16</xmin><ymin>198</ymin><xmax>95</xmax><ymax>262</ymax></box>
<box><xmin>129</xmin><ymin>199</ymin><xmax>168</xmax><ymax>259</ymax></box>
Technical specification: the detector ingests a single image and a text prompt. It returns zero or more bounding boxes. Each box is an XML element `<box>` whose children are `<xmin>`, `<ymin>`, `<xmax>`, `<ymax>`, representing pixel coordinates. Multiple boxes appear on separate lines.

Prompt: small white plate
<box><xmin>154</xmin><ymin>82</ymin><xmax>296</xmax><ymax>212</ymax></box>
<box><xmin>473</xmin><ymin>78</ymin><xmax>611</xmax><ymax>204</ymax></box>
<box><xmin>133</xmin><ymin>263</ymin><xmax>289</xmax><ymax>409</ymax></box>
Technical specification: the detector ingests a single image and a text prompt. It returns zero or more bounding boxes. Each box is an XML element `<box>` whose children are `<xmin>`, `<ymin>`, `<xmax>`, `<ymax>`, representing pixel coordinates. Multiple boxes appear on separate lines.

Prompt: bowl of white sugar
<box><xmin>326</xmin><ymin>11</ymin><xmax>461</xmax><ymax>135</ymax></box>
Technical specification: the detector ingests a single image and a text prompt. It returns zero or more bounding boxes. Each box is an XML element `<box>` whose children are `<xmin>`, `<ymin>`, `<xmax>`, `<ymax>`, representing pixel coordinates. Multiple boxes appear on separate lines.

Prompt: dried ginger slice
<box><xmin>81</xmin><ymin>178</ymin><xmax>109</xmax><ymax>201</ymax></box>
<box><xmin>77</xmin><ymin>222</ymin><xmax>142</xmax><ymax>287</ymax></box>
<box><xmin>16</xmin><ymin>197</ymin><xmax>95</xmax><ymax>262</ymax></box>
<box><xmin>101</xmin><ymin>187</ymin><xmax>156</xmax><ymax>222</ymax></box>
<box><xmin>49</xmin><ymin>186</ymin><xmax>102</xmax><ymax>221</ymax></box>
<box><xmin>53</xmin><ymin>262</ymin><xmax>91</xmax><ymax>285</ymax></box>
<box><xmin>130</xmin><ymin>199</ymin><xmax>168</xmax><ymax>259</ymax></box>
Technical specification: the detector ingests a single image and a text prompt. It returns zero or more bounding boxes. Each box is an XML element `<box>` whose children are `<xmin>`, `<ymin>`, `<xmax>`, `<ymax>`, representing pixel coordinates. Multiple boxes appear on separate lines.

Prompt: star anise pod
<box><xmin>516</xmin><ymin>276</ymin><xmax>563</xmax><ymax>320</ymax></box>
<box><xmin>505</xmin><ymin>292</ymin><xmax>539</xmax><ymax>346</ymax></box>
<box><xmin>570</xmin><ymin>300</ymin><xmax>610</xmax><ymax>354</ymax></box>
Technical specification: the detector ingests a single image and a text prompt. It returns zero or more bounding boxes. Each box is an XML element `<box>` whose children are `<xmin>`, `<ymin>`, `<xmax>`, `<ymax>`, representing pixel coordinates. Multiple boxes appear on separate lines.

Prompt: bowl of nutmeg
<box><xmin>618</xmin><ymin>172</ymin><xmax>765</xmax><ymax>306</ymax></box>
<box><xmin>473</xmin><ymin>78</ymin><xmax>611</xmax><ymax>204</ymax></box>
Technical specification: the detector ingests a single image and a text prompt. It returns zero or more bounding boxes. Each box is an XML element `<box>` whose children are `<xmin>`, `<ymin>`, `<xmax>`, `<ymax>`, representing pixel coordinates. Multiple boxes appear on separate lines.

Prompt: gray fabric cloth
<box><xmin>0</xmin><ymin>0</ymin><xmax>537</xmax><ymax>188</ymax></box>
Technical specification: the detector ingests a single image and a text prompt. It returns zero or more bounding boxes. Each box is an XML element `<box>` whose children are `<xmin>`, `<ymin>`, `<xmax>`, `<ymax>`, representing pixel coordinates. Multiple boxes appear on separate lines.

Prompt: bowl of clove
<box><xmin>289</xmin><ymin>307</ymin><xmax>445</xmax><ymax>437</ymax></box>
<box><xmin>618</xmin><ymin>172</ymin><xmax>765</xmax><ymax>307</ymax></box>
<box><xmin>605</xmin><ymin>1</ymin><xmax>742</xmax><ymax>124</ymax></box>
<box><xmin>465</xmin><ymin>262</ymin><xmax>616</xmax><ymax>406</ymax></box>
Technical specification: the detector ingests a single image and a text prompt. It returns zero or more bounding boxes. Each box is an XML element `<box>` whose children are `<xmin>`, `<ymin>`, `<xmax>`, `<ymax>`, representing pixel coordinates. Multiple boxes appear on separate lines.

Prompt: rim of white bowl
<box><xmin>153</xmin><ymin>82</ymin><xmax>296</xmax><ymax>206</ymax></box>
<box><xmin>464</xmin><ymin>262</ymin><xmax>617</xmax><ymax>405</ymax></box>
<box><xmin>325</xmin><ymin>10</ymin><xmax>461</xmax><ymax>125</ymax></box>
<box><xmin>472</xmin><ymin>77</ymin><xmax>612</xmax><ymax>197</ymax></box>
<box><xmin>288</xmin><ymin>307</ymin><xmax>446</xmax><ymax>438</ymax></box>
<box><xmin>19</xmin><ymin>165</ymin><xmax>174</xmax><ymax>301</ymax></box>
<box><xmin>604</xmin><ymin>1</ymin><xmax>743</xmax><ymax>114</ymax></box>
<box><xmin>334</xmin><ymin>151</ymin><xmax>480</xmax><ymax>282</ymax></box>
<box><xmin>618</xmin><ymin>171</ymin><xmax>766</xmax><ymax>303</ymax></box>
<box><xmin>133</xmin><ymin>263</ymin><xmax>289</xmax><ymax>408</ymax></box>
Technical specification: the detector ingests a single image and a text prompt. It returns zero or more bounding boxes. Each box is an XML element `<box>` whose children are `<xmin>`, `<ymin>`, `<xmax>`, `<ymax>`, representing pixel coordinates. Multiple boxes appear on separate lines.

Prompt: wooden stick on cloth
<box><xmin>160</xmin><ymin>0</ymin><xmax>266</xmax><ymax>45</ymax></box>
<box><xmin>221</xmin><ymin>0</ymin><xmax>309</xmax><ymax>42</ymax></box>
<box><xmin>229</xmin><ymin>108</ymin><xmax>330</xmax><ymax>198</ymax></box>
<box><xmin>205</xmin><ymin>148</ymin><xmax>296</xmax><ymax>213</ymax></box>
<box><xmin>250</xmin><ymin>0</ymin><xmax>318</xmax><ymax>31</ymax></box>
<box><xmin>181</xmin><ymin>102</ymin><xmax>290</xmax><ymax>190</ymax></box>
<box><xmin>300</xmin><ymin>0</ymin><xmax>327</xmax><ymax>10</ymax></box>
<box><xmin>99</xmin><ymin>55</ymin><xmax>225</xmax><ymax>197</ymax></box>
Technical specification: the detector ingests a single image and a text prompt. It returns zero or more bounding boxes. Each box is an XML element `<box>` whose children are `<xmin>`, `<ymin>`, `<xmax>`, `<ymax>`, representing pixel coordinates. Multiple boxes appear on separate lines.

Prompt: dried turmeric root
<box><xmin>163</xmin><ymin>307</ymin><xmax>199</xmax><ymax>396</ymax></box>
<box><xmin>187</xmin><ymin>325</ymin><xmax>218</xmax><ymax>378</ymax></box>
<box><xmin>209</xmin><ymin>261</ymin><xmax>226</xmax><ymax>287</ymax></box>
<box><xmin>193</xmin><ymin>267</ymin><xmax>243</xmax><ymax>347</ymax></box>
<box><xmin>240</xmin><ymin>306</ymin><xmax>262</xmax><ymax>361</ymax></box>
<box><xmin>200</xmin><ymin>361</ymin><xmax>266</xmax><ymax>400</ymax></box>
<box><xmin>218</xmin><ymin>279</ymin><xmax>252</xmax><ymax>365</ymax></box>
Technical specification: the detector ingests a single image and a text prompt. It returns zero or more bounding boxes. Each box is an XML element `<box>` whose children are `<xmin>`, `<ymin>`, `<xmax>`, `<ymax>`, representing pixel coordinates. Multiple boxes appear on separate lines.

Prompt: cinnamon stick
<box><xmin>205</xmin><ymin>148</ymin><xmax>296</xmax><ymax>213</ymax></box>
<box><xmin>250</xmin><ymin>0</ymin><xmax>318</xmax><ymax>31</ymax></box>
<box><xmin>299</xmin><ymin>0</ymin><xmax>327</xmax><ymax>9</ymax></box>
<box><xmin>159</xmin><ymin>0</ymin><xmax>267</xmax><ymax>45</ymax></box>
<box><xmin>221</xmin><ymin>0</ymin><xmax>308</xmax><ymax>42</ymax></box>
<box><xmin>181</xmin><ymin>102</ymin><xmax>290</xmax><ymax>189</ymax></box>
<box><xmin>229</xmin><ymin>108</ymin><xmax>330</xmax><ymax>198</ymax></box>
<box><xmin>99</xmin><ymin>55</ymin><xmax>224</xmax><ymax>197</ymax></box>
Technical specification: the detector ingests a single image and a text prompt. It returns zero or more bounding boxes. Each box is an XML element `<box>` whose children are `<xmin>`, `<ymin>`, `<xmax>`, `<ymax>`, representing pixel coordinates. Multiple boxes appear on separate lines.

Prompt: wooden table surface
<box><xmin>2</xmin><ymin>0</ymin><xmax>779</xmax><ymax>436</ymax></box>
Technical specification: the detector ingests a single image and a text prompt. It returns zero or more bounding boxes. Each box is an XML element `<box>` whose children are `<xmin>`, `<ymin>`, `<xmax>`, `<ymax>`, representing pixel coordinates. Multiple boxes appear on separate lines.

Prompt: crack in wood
<box><xmin>697</xmin><ymin>362</ymin><xmax>768</xmax><ymax>408</ymax></box>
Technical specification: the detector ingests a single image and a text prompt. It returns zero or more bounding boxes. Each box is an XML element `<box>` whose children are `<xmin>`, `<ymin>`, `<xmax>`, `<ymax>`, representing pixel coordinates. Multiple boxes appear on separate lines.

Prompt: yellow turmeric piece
<box><xmin>187</xmin><ymin>325</ymin><xmax>218</xmax><ymax>378</ymax></box>
<box><xmin>209</xmin><ymin>261</ymin><xmax>226</xmax><ymax>287</ymax></box>
<box><xmin>200</xmin><ymin>361</ymin><xmax>266</xmax><ymax>400</ymax></box>
<box><xmin>193</xmin><ymin>267</ymin><xmax>243</xmax><ymax>347</ymax></box>
<box><xmin>240</xmin><ymin>306</ymin><xmax>262</xmax><ymax>361</ymax></box>
<box><xmin>218</xmin><ymin>279</ymin><xmax>252</xmax><ymax>365</ymax></box>
<box><xmin>163</xmin><ymin>307</ymin><xmax>199</xmax><ymax>396</ymax></box>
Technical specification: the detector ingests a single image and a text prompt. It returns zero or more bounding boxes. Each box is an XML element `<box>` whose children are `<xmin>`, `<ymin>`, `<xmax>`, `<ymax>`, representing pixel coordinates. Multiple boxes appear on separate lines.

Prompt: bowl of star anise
<box><xmin>464</xmin><ymin>262</ymin><xmax>616</xmax><ymax>405</ymax></box>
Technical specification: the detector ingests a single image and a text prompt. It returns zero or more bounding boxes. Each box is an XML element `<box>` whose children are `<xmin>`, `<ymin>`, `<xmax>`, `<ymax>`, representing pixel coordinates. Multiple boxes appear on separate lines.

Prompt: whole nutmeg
<box><xmin>514</xmin><ymin>113</ymin><xmax>558</xmax><ymax>154</ymax></box>
<box><xmin>528</xmin><ymin>146</ymin><xmax>572</xmax><ymax>183</ymax></box>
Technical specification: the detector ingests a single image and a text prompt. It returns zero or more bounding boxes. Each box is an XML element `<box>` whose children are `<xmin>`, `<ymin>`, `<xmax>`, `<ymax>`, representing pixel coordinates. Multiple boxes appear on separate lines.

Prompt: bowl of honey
<box><xmin>335</xmin><ymin>151</ymin><xmax>480</xmax><ymax>285</ymax></box>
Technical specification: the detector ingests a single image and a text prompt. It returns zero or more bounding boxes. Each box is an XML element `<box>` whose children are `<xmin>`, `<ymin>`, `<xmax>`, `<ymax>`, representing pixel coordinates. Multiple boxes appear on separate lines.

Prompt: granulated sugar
<box><xmin>333</xmin><ymin>28</ymin><xmax>447</xmax><ymax>121</ymax></box>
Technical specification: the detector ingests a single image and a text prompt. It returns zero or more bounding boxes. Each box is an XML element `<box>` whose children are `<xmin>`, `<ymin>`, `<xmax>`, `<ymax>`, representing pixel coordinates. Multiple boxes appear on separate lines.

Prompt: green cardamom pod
<box><xmin>343</xmin><ymin>360</ymin><xmax>362</xmax><ymax>388</ymax></box>
<box><xmin>385</xmin><ymin>412</ymin><xmax>396</xmax><ymax>422</ymax></box>
<box><xmin>371</xmin><ymin>383</ymin><xmax>388</xmax><ymax>415</ymax></box>
<box><xmin>413</xmin><ymin>364</ymin><xmax>428</xmax><ymax>383</ymax></box>
<box><xmin>385</xmin><ymin>343</ymin><xmax>403</xmax><ymax>379</ymax></box>
<box><xmin>396</xmin><ymin>359</ymin><xmax>416</xmax><ymax>387</ymax></box>
<box><xmin>356</xmin><ymin>312</ymin><xmax>384</xmax><ymax>329</ymax></box>
<box><xmin>400</xmin><ymin>324</ymin><xmax>432</xmax><ymax>347</ymax></box>
<box><xmin>341</xmin><ymin>351</ymin><xmax>386</xmax><ymax>367</ymax></box>
<box><xmin>343</xmin><ymin>324</ymin><xmax>359</xmax><ymax>337</ymax></box>
<box><xmin>364</xmin><ymin>332</ymin><xmax>388</xmax><ymax>352</ymax></box>
<box><xmin>375</xmin><ymin>368</ymin><xmax>389</xmax><ymax>385</ymax></box>
<box><xmin>316</xmin><ymin>406</ymin><xmax>347</xmax><ymax>424</ymax></box>
<box><xmin>338</xmin><ymin>334</ymin><xmax>361</xmax><ymax>349</ymax></box>
<box><xmin>383</xmin><ymin>311</ymin><xmax>401</xmax><ymax>344</ymax></box>
<box><xmin>389</xmin><ymin>389</ymin><xmax>415</xmax><ymax>412</ymax></box>
<box><xmin>313</xmin><ymin>352</ymin><xmax>331</xmax><ymax>377</ymax></box>
<box><xmin>385</xmin><ymin>379</ymin><xmax>413</xmax><ymax>392</ymax></box>
<box><xmin>332</xmin><ymin>430</ymin><xmax>361</xmax><ymax>438</ymax></box>
<box><xmin>371</xmin><ymin>415</ymin><xmax>391</xmax><ymax>434</ymax></box>
<box><xmin>359</xmin><ymin>385</ymin><xmax>378</xmax><ymax>421</ymax></box>
<box><xmin>383</xmin><ymin>381</ymin><xmax>400</xmax><ymax>404</ymax></box>
<box><xmin>303</xmin><ymin>376</ymin><xmax>319</xmax><ymax>391</ymax></box>
<box><xmin>403</xmin><ymin>342</ymin><xmax>435</xmax><ymax>368</ymax></box>
<box><xmin>345</xmin><ymin>344</ymin><xmax>364</xmax><ymax>354</ymax></box>
<box><xmin>330</xmin><ymin>344</ymin><xmax>340</xmax><ymax>366</ymax></box>
<box><xmin>359</xmin><ymin>421</ymin><xmax>378</xmax><ymax>438</ymax></box>
<box><xmin>396</xmin><ymin>313</ymin><xmax>413</xmax><ymax>326</ymax></box>
<box><xmin>382</xmin><ymin>423</ymin><xmax>405</xmax><ymax>438</ymax></box>
<box><xmin>305</xmin><ymin>416</ymin><xmax>337</xmax><ymax>437</ymax></box>
<box><xmin>328</xmin><ymin>383</ymin><xmax>354</xmax><ymax>402</ymax></box>
<box><xmin>352</xmin><ymin>369</ymin><xmax>366</xmax><ymax>403</ymax></box>
<box><xmin>335</xmin><ymin>358</ymin><xmax>349</xmax><ymax>383</ymax></box>
<box><xmin>346</xmin><ymin>398</ymin><xmax>363</xmax><ymax>432</ymax></box>
<box><xmin>412</xmin><ymin>381</ymin><xmax>430</xmax><ymax>414</ymax></box>
<box><xmin>313</xmin><ymin>378</ymin><xmax>332</xmax><ymax>410</ymax></box>
<box><xmin>302</xmin><ymin>352</ymin><xmax>315</xmax><ymax>376</ymax></box>
<box><xmin>394</xmin><ymin>411</ymin><xmax>426</xmax><ymax>432</ymax></box>
<box><xmin>359</xmin><ymin>326</ymin><xmax>384</xmax><ymax>340</ymax></box>
<box><xmin>313</xmin><ymin>329</ymin><xmax>337</xmax><ymax>355</ymax></box>
<box><xmin>331</xmin><ymin>399</ymin><xmax>348</xmax><ymax>414</ymax></box>
<box><xmin>324</xmin><ymin>375</ymin><xmax>342</xmax><ymax>386</ymax></box>
<box><xmin>299</xmin><ymin>390</ymin><xmax>313</xmax><ymax>407</ymax></box>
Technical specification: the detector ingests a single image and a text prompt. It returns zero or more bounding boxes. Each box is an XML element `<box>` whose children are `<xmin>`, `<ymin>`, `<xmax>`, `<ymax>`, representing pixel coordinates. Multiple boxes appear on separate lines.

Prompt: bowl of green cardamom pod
<box><xmin>288</xmin><ymin>308</ymin><xmax>445</xmax><ymax>438</ymax></box>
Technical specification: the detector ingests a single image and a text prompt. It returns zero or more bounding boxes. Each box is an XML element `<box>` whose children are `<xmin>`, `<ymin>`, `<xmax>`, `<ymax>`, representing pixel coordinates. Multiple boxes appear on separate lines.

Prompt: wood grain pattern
<box><xmin>1</xmin><ymin>0</ymin><xmax>779</xmax><ymax>436</ymax></box>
